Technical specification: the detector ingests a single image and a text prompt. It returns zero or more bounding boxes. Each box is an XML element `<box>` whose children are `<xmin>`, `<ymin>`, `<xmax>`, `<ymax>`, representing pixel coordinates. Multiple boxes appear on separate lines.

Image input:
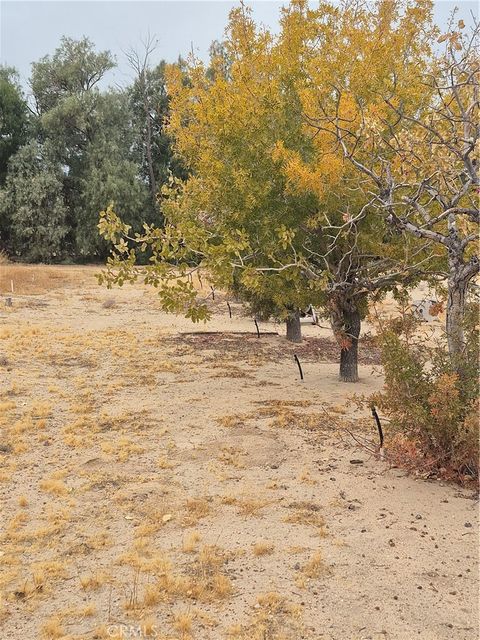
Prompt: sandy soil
<box><xmin>0</xmin><ymin>265</ymin><xmax>478</xmax><ymax>640</ymax></box>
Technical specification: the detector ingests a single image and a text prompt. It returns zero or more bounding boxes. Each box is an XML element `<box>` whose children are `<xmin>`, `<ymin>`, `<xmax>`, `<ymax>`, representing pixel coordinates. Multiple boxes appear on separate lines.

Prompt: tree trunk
<box><xmin>445</xmin><ymin>248</ymin><xmax>479</xmax><ymax>365</ymax></box>
<box><xmin>339</xmin><ymin>307</ymin><xmax>361</xmax><ymax>383</ymax></box>
<box><xmin>143</xmin><ymin>88</ymin><xmax>157</xmax><ymax>207</ymax></box>
<box><xmin>286</xmin><ymin>311</ymin><xmax>302</xmax><ymax>343</ymax></box>
<box><xmin>446</xmin><ymin>276</ymin><xmax>467</xmax><ymax>361</ymax></box>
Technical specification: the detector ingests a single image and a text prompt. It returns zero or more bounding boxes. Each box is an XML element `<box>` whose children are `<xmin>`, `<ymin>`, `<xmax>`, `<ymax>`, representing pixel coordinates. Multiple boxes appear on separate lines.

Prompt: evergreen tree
<box><xmin>0</xmin><ymin>66</ymin><xmax>29</xmax><ymax>186</ymax></box>
<box><xmin>0</xmin><ymin>140</ymin><xmax>68</xmax><ymax>261</ymax></box>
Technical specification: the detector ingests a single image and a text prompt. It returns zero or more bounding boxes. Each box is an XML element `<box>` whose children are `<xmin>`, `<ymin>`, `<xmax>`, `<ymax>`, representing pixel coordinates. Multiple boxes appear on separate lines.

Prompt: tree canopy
<box><xmin>0</xmin><ymin>66</ymin><xmax>29</xmax><ymax>186</ymax></box>
<box><xmin>99</xmin><ymin>0</ymin><xmax>471</xmax><ymax>381</ymax></box>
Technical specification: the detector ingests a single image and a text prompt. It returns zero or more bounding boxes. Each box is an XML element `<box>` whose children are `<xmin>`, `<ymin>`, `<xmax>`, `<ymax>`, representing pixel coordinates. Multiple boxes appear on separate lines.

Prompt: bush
<box><xmin>372</xmin><ymin>303</ymin><xmax>479</xmax><ymax>483</ymax></box>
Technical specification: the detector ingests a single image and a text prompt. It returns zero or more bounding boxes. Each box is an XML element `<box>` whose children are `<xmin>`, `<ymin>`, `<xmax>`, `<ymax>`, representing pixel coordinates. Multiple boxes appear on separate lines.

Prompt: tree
<box><xmin>126</xmin><ymin>36</ymin><xmax>162</xmax><ymax>215</ymax></box>
<box><xmin>162</xmin><ymin>6</ymin><xmax>337</xmax><ymax>343</ymax></box>
<box><xmin>100</xmin><ymin>6</ymin><xmax>327</xmax><ymax>342</ymax></box>
<box><xmin>29</xmin><ymin>37</ymin><xmax>157</xmax><ymax>259</ymax></box>
<box><xmin>0</xmin><ymin>66</ymin><xmax>29</xmax><ymax>187</ymax></box>
<box><xmin>30</xmin><ymin>36</ymin><xmax>115</xmax><ymax>115</ymax></box>
<box><xmin>126</xmin><ymin>39</ymin><xmax>188</xmax><ymax>223</ymax></box>
<box><xmin>166</xmin><ymin>0</ymin><xmax>437</xmax><ymax>376</ymax></box>
<box><xmin>99</xmin><ymin>0</ymin><xmax>440</xmax><ymax>382</ymax></box>
<box><xmin>28</xmin><ymin>38</ymin><xmax>117</xmax><ymax>257</ymax></box>
<box><xmin>0</xmin><ymin>140</ymin><xmax>68</xmax><ymax>262</ymax></box>
<box><xmin>75</xmin><ymin>91</ymin><xmax>151</xmax><ymax>257</ymax></box>
<box><xmin>308</xmin><ymin>15</ymin><xmax>479</xmax><ymax>366</ymax></box>
<box><xmin>271</xmin><ymin>0</ymin><xmax>439</xmax><ymax>380</ymax></box>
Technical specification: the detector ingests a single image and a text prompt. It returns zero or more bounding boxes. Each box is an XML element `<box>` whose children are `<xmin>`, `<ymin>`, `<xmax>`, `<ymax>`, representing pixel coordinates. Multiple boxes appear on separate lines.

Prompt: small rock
<box><xmin>464</xmin><ymin>522</ymin><xmax>472</xmax><ymax>528</ymax></box>
<box><xmin>350</xmin><ymin>459</ymin><xmax>364</xmax><ymax>465</ymax></box>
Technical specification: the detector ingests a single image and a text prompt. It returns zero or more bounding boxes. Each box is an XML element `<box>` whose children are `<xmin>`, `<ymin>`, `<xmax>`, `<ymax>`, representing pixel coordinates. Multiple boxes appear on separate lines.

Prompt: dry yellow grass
<box><xmin>252</xmin><ymin>541</ymin><xmax>274</xmax><ymax>556</ymax></box>
<box><xmin>236</xmin><ymin>497</ymin><xmax>272</xmax><ymax>517</ymax></box>
<box><xmin>79</xmin><ymin>572</ymin><xmax>107</xmax><ymax>591</ymax></box>
<box><xmin>302</xmin><ymin>550</ymin><xmax>326</xmax><ymax>579</ymax></box>
<box><xmin>40</xmin><ymin>616</ymin><xmax>64</xmax><ymax>639</ymax></box>
<box><xmin>182</xmin><ymin>497</ymin><xmax>211</xmax><ymax>526</ymax></box>
<box><xmin>173</xmin><ymin>610</ymin><xmax>193</xmax><ymax>637</ymax></box>
<box><xmin>182</xmin><ymin>530</ymin><xmax>201</xmax><ymax>553</ymax></box>
<box><xmin>227</xmin><ymin>592</ymin><xmax>303</xmax><ymax>639</ymax></box>
<box><xmin>0</xmin><ymin>263</ymin><xmax>91</xmax><ymax>295</ymax></box>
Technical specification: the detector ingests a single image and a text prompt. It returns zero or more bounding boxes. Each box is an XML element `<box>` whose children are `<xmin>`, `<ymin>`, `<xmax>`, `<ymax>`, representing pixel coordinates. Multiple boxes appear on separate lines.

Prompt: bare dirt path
<box><xmin>0</xmin><ymin>265</ymin><xmax>478</xmax><ymax>640</ymax></box>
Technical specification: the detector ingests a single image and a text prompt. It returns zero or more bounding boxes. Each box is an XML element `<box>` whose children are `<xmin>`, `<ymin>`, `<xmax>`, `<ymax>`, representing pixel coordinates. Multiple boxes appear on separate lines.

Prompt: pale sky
<box><xmin>1</xmin><ymin>0</ymin><xmax>478</xmax><ymax>94</ymax></box>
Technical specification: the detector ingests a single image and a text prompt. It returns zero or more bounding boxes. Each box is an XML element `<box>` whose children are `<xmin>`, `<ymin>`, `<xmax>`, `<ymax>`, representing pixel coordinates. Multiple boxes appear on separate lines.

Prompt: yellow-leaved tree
<box><xmin>299</xmin><ymin>1</ymin><xmax>479</xmax><ymax>367</ymax></box>
<box><xmin>99</xmin><ymin>0</ymin><xmax>456</xmax><ymax>383</ymax></box>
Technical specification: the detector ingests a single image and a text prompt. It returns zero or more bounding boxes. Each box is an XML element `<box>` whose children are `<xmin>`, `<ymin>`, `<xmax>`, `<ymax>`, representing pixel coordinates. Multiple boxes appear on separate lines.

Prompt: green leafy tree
<box><xmin>0</xmin><ymin>66</ymin><xmax>29</xmax><ymax>186</ymax></box>
<box><xmin>126</xmin><ymin>39</ymin><xmax>188</xmax><ymax>222</ymax></box>
<box><xmin>0</xmin><ymin>140</ymin><xmax>68</xmax><ymax>261</ymax></box>
<box><xmin>100</xmin><ymin>9</ymin><xmax>329</xmax><ymax>340</ymax></box>
<box><xmin>30</xmin><ymin>37</ymin><xmax>116</xmax><ymax>236</ymax></box>
<box><xmin>30</xmin><ymin>36</ymin><xmax>115</xmax><ymax>115</ymax></box>
<box><xmin>29</xmin><ymin>37</ymin><xmax>153</xmax><ymax>258</ymax></box>
<box><xmin>75</xmin><ymin>91</ymin><xmax>151</xmax><ymax>257</ymax></box>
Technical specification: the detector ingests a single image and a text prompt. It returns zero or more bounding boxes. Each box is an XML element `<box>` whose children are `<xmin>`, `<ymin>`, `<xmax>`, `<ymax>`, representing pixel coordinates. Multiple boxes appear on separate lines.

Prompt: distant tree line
<box><xmin>0</xmin><ymin>36</ymin><xmax>187</xmax><ymax>263</ymax></box>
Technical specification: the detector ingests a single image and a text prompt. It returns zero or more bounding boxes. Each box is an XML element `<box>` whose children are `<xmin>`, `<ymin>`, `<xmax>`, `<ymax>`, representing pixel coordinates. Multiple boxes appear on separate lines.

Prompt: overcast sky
<box><xmin>1</xmin><ymin>1</ymin><xmax>478</xmax><ymax>93</ymax></box>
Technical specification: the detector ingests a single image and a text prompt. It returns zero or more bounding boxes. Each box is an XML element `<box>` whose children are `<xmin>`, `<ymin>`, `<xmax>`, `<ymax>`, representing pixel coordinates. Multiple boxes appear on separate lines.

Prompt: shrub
<box><xmin>372</xmin><ymin>303</ymin><xmax>479</xmax><ymax>483</ymax></box>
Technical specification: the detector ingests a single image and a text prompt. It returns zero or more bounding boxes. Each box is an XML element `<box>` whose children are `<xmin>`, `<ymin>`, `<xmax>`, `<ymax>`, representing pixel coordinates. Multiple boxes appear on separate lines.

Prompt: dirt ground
<box><xmin>0</xmin><ymin>265</ymin><xmax>478</xmax><ymax>640</ymax></box>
